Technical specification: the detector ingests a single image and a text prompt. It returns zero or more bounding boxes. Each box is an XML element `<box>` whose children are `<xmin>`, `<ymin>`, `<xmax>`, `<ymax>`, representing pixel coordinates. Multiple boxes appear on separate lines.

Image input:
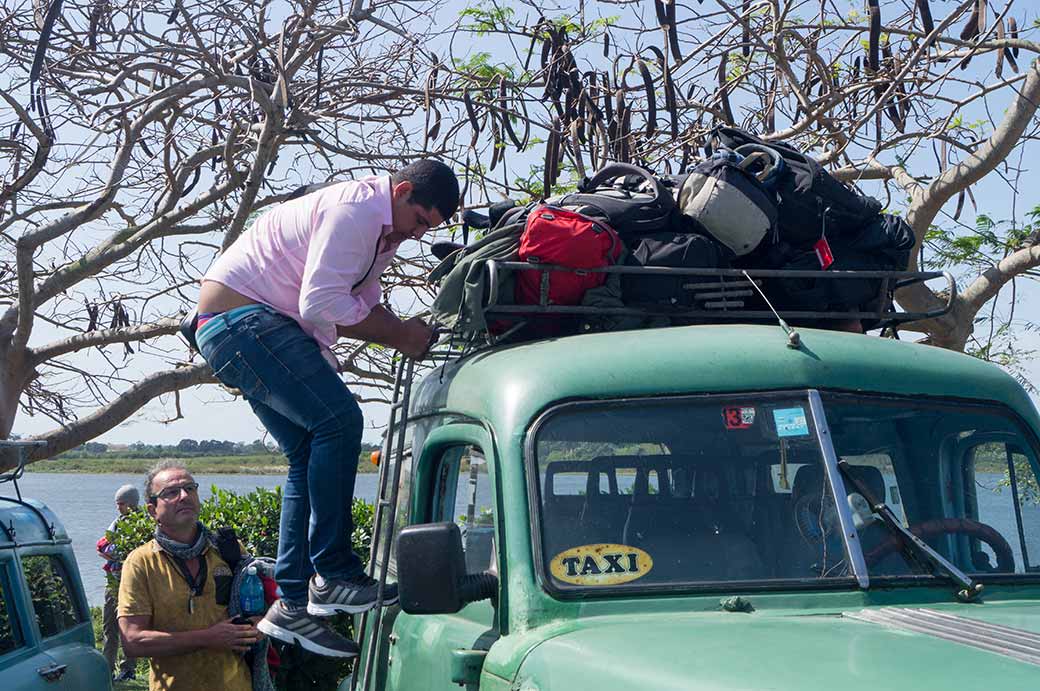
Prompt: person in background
<box><xmin>97</xmin><ymin>484</ymin><xmax>140</xmax><ymax>682</ymax></box>
<box><xmin>118</xmin><ymin>460</ymin><xmax>259</xmax><ymax>691</ymax></box>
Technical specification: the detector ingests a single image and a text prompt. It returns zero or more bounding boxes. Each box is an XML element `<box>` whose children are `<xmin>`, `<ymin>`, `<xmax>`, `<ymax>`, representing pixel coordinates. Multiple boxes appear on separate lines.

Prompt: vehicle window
<box><xmin>534</xmin><ymin>395</ymin><xmax>852</xmax><ymax>591</ymax></box>
<box><xmin>383</xmin><ymin>416</ymin><xmax>473</xmax><ymax>575</ymax></box>
<box><xmin>1009</xmin><ymin>449</ymin><xmax>1040</xmax><ymax>568</ymax></box>
<box><xmin>21</xmin><ymin>555</ymin><xmax>83</xmax><ymax>637</ymax></box>
<box><xmin>0</xmin><ymin>566</ymin><xmax>23</xmax><ymax>654</ymax></box>
<box><xmin>824</xmin><ymin>394</ymin><xmax>1040</xmax><ymax>579</ymax></box>
<box><xmin>433</xmin><ymin>446</ymin><xmax>495</xmax><ymax>574</ymax></box>
<box><xmin>965</xmin><ymin>443</ymin><xmax>1039</xmax><ymax>573</ymax></box>
<box><xmin>384</xmin><ymin>448</ymin><xmax>413</xmax><ymax>577</ymax></box>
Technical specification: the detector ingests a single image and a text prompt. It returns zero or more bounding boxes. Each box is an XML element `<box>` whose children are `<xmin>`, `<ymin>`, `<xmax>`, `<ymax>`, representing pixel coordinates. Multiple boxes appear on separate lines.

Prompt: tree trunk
<box><xmin>0</xmin><ymin>343</ymin><xmax>34</xmax><ymax>440</ymax></box>
<box><xmin>0</xmin><ymin>342</ymin><xmax>37</xmax><ymax>469</ymax></box>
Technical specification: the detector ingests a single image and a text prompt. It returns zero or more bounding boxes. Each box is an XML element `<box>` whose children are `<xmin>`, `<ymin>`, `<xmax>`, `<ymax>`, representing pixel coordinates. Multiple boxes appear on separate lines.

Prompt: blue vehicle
<box><xmin>0</xmin><ymin>441</ymin><xmax>110</xmax><ymax>691</ymax></box>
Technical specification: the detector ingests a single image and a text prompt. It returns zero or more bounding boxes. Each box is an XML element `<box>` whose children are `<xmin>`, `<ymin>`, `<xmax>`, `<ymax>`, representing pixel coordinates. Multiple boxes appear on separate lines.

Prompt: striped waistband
<box><xmin>195</xmin><ymin>304</ymin><xmax>272</xmax><ymax>352</ymax></box>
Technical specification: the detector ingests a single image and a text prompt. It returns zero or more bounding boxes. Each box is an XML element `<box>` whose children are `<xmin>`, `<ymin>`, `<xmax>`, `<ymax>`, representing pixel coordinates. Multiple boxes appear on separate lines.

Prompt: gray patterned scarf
<box><xmin>154</xmin><ymin>521</ymin><xmax>212</xmax><ymax>558</ymax></box>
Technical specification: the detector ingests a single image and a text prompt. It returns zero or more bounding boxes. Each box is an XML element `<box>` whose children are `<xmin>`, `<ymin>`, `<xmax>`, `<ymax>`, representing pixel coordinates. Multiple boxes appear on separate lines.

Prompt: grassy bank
<box><xmin>26</xmin><ymin>454</ymin><xmax>379</xmax><ymax>474</ymax></box>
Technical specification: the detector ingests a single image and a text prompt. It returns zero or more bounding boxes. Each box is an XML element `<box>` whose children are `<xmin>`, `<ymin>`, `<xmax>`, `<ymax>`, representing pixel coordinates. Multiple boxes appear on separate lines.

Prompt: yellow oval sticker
<box><xmin>550</xmin><ymin>544</ymin><xmax>653</xmax><ymax>586</ymax></box>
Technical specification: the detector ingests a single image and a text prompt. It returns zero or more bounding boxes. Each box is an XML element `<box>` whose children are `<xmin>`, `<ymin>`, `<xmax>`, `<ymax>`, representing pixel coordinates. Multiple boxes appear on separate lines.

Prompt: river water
<box><xmin>10</xmin><ymin>471</ymin><xmax>1037</xmax><ymax>606</ymax></box>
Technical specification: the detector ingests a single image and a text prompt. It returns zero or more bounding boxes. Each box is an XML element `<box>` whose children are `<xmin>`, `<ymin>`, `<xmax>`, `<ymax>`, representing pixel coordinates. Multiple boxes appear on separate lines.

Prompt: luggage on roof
<box><xmin>711</xmin><ymin>126</ymin><xmax>883</xmax><ymax>247</ymax></box>
<box><xmin>429</xmin><ymin>139</ymin><xmax>944</xmax><ymax>348</ymax></box>
<box><xmin>551</xmin><ymin>162</ymin><xmax>678</xmax><ymax>239</ymax></box>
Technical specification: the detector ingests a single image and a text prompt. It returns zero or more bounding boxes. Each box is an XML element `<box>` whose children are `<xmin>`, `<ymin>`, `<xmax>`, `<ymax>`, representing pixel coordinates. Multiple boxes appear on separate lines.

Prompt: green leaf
<box><xmin>108</xmin><ymin>488</ymin><xmax>374</xmax><ymax>574</ymax></box>
<box><xmin>452</xmin><ymin>53</ymin><xmax>515</xmax><ymax>82</ymax></box>
<box><xmin>459</xmin><ymin>3</ymin><xmax>516</xmax><ymax>35</ymax></box>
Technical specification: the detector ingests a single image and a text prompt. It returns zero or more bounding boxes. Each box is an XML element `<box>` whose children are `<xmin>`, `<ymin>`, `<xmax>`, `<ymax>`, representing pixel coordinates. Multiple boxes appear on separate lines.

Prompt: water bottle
<box><xmin>239</xmin><ymin>565</ymin><xmax>265</xmax><ymax>616</ymax></box>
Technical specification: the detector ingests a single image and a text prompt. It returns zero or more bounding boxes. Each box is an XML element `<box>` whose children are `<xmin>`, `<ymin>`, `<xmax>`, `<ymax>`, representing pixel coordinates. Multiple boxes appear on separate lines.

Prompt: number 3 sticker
<box><xmin>724</xmin><ymin>406</ymin><xmax>756</xmax><ymax>429</ymax></box>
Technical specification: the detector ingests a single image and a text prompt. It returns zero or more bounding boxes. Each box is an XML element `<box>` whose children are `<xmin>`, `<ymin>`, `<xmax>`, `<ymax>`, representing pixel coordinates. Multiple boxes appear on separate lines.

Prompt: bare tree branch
<box><xmin>30</xmin><ymin>319</ymin><xmax>182</xmax><ymax>365</ymax></box>
<box><xmin>962</xmin><ymin>244</ymin><xmax>1040</xmax><ymax>316</ymax></box>
<box><xmin>2</xmin><ymin>0</ymin><xmax>1040</xmax><ymax>463</ymax></box>
<box><xmin>0</xmin><ymin>363</ymin><xmax>213</xmax><ymax>470</ymax></box>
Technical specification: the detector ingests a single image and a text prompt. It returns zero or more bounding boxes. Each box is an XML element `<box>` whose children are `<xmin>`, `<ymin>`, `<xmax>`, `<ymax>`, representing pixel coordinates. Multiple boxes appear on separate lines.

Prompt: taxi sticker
<box><xmin>724</xmin><ymin>406</ymin><xmax>756</xmax><ymax>429</ymax></box>
<box><xmin>550</xmin><ymin>544</ymin><xmax>653</xmax><ymax>586</ymax></box>
<box><xmin>773</xmin><ymin>407</ymin><xmax>810</xmax><ymax>437</ymax></box>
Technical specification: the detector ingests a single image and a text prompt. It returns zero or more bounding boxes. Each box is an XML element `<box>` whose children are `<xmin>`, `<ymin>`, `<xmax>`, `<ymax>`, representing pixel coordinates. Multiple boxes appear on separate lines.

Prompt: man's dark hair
<box><xmin>391</xmin><ymin>159</ymin><xmax>460</xmax><ymax>222</ymax></box>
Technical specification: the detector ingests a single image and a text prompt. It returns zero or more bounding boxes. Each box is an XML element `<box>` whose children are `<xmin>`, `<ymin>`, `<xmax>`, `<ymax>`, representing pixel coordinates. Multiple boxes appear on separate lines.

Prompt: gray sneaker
<box><xmin>257</xmin><ymin>600</ymin><xmax>359</xmax><ymax>658</ymax></box>
<box><xmin>307</xmin><ymin>573</ymin><xmax>399</xmax><ymax>617</ymax></box>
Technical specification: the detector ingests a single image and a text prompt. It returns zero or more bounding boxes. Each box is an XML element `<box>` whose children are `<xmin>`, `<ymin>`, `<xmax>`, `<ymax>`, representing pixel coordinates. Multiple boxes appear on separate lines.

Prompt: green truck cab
<box><xmin>349</xmin><ymin>323</ymin><xmax>1040</xmax><ymax>690</ymax></box>
<box><xmin>0</xmin><ymin>445</ymin><xmax>111</xmax><ymax>691</ymax></box>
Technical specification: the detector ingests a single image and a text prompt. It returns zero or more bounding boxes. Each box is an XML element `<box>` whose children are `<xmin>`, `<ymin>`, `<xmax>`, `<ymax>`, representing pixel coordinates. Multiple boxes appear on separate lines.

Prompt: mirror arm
<box><xmin>459</xmin><ymin>572</ymin><xmax>498</xmax><ymax>604</ymax></box>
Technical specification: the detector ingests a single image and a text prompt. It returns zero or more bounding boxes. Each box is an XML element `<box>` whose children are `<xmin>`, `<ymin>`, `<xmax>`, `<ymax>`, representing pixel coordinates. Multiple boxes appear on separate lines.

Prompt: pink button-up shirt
<box><xmin>204</xmin><ymin>175</ymin><xmax>398</xmax><ymax>350</ymax></box>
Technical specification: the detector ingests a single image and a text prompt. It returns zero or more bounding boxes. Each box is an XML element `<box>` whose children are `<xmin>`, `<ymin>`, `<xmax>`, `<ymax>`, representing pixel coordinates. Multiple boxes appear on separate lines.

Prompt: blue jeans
<box><xmin>199</xmin><ymin>307</ymin><xmax>365</xmax><ymax>604</ymax></box>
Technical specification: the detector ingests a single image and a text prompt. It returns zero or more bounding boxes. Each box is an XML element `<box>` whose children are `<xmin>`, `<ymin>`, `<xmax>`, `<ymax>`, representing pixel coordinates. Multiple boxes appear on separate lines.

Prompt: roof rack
<box><xmin>481</xmin><ymin>262</ymin><xmax>954</xmax><ymax>343</ymax></box>
<box><xmin>0</xmin><ymin>440</ymin><xmax>56</xmax><ymax>541</ymax></box>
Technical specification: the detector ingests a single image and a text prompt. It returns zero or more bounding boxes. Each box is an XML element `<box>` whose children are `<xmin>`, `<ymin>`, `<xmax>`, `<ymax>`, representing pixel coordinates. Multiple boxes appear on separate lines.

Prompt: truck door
<box><xmin>0</xmin><ymin>550</ymin><xmax>69</xmax><ymax>691</ymax></box>
<box><xmin>16</xmin><ymin>551</ymin><xmax>103</xmax><ymax>691</ymax></box>
<box><xmin>355</xmin><ymin>424</ymin><xmax>499</xmax><ymax>691</ymax></box>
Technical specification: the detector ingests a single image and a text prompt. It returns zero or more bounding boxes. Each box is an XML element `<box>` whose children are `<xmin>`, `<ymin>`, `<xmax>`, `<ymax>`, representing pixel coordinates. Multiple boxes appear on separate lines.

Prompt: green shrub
<box><xmin>107</xmin><ymin>486</ymin><xmax>375</xmax><ymax>690</ymax></box>
<box><xmin>108</xmin><ymin>487</ymin><xmax>373</xmax><ymax>568</ymax></box>
<box><xmin>22</xmin><ymin>555</ymin><xmax>79</xmax><ymax>636</ymax></box>
<box><xmin>202</xmin><ymin>486</ymin><xmax>284</xmax><ymax>557</ymax></box>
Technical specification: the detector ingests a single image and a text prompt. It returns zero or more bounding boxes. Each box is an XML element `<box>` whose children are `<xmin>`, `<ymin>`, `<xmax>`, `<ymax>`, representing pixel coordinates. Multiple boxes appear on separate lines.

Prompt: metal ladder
<box><xmin>352</xmin><ymin>355</ymin><xmax>417</xmax><ymax>691</ymax></box>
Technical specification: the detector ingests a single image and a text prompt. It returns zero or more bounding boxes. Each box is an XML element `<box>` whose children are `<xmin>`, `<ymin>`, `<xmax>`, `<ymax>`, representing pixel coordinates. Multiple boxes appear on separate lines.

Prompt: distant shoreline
<box><xmin>24</xmin><ymin>454</ymin><xmax>380</xmax><ymax>475</ymax></box>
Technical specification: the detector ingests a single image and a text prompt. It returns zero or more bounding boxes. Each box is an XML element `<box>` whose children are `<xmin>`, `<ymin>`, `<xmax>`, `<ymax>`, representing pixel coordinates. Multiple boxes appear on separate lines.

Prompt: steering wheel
<box><xmin>863</xmin><ymin>517</ymin><xmax>1015</xmax><ymax>573</ymax></box>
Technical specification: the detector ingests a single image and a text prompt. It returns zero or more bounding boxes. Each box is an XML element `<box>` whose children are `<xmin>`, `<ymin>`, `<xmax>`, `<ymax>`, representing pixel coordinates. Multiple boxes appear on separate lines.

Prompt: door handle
<box><xmin>37</xmin><ymin>663</ymin><xmax>67</xmax><ymax>682</ymax></box>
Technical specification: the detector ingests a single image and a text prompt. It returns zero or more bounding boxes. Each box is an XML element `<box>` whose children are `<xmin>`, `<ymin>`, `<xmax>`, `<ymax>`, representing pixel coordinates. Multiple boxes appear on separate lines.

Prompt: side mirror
<box><xmin>396</xmin><ymin>522</ymin><xmax>498</xmax><ymax>615</ymax></box>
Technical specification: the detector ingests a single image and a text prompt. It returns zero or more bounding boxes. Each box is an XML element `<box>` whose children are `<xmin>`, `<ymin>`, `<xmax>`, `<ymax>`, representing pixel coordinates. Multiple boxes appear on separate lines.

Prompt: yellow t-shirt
<box><xmin>118</xmin><ymin>538</ymin><xmax>252</xmax><ymax>691</ymax></box>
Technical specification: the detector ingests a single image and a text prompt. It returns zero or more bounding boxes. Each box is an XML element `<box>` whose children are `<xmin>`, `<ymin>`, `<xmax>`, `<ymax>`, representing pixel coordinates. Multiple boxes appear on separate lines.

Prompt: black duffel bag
<box><xmin>767</xmin><ymin>213</ymin><xmax>915</xmax><ymax>319</ymax></box>
<box><xmin>622</xmin><ymin>218</ymin><xmax>732</xmax><ymax>310</ymax></box>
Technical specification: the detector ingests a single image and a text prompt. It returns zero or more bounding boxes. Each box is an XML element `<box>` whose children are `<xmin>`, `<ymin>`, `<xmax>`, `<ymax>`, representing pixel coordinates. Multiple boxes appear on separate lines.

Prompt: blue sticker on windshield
<box><xmin>773</xmin><ymin>407</ymin><xmax>809</xmax><ymax>437</ymax></box>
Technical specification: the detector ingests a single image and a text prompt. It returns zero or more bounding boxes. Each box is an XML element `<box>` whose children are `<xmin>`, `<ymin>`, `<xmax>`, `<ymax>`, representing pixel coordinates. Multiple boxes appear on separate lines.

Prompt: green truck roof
<box><xmin>414</xmin><ymin>324</ymin><xmax>1040</xmax><ymax>431</ymax></box>
<box><xmin>0</xmin><ymin>496</ymin><xmax>69</xmax><ymax>546</ymax></box>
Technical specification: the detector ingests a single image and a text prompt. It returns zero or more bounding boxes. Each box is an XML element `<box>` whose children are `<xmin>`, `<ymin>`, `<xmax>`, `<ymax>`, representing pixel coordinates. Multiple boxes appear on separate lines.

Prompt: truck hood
<box><xmin>512</xmin><ymin>601</ymin><xmax>1040</xmax><ymax>690</ymax></box>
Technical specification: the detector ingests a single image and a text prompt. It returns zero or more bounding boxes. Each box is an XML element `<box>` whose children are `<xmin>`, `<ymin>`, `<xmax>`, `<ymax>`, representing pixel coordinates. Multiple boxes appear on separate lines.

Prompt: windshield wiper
<box><xmin>837</xmin><ymin>460</ymin><xmax>983</xmax><ymax>602</ymax></box>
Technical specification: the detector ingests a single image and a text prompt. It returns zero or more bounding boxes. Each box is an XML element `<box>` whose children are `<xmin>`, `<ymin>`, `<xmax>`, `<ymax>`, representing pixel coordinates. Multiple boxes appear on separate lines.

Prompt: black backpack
<box><xmin>713</xmin><ymin>126</ymin><xmax>882</xmax><ymax>247</ymax></box>
<box><xmin>553</xmin><ymin>163</ymin><xmax>677</xmax><ymax>238</ymax></box>
<box><xmin>677</xmin><ymin>153</ymin><xmax>780</xmax><ymax>257</ymax></box>
<box><xmin>214</xmin><ymin>527</ymin><xmax>245</xmax><ymax>571</ymax></box>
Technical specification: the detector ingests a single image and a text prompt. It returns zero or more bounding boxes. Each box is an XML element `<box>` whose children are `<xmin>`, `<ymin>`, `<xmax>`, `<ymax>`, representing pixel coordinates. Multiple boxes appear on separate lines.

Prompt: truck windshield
<box><xmin>532</xmin><ymin>393</ymin><xmax>1040</xmax><ymax>593</ymax></box>
<box><xmin>533</xmin><ymin>394</ymin><xmax>856</xmax><ymax>591</ymax></box>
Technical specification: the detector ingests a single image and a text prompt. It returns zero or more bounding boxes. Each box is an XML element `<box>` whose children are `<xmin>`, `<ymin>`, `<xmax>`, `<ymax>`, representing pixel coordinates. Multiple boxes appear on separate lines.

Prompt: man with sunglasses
<box><xmin>117</xmin><ymin>461</ymin><xmax>258</xmax><ymax>691</ymax></box>
<box><xmin>194</xmin><ymin>159</ymin><xmax>459</xmax><ymax>657</ymax></box>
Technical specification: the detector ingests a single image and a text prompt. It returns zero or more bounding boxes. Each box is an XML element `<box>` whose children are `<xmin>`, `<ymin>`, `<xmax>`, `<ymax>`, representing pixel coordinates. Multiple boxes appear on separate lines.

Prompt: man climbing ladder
<box><xmin>194</xmin><ymin>160</ymin><xmax>460</xmax><ymax>657</ymax></box>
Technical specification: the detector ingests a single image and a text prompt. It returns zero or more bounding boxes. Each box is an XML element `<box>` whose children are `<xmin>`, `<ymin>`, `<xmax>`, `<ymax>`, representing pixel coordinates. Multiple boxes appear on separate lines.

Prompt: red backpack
<box><xmin>516</xmin><ymin>205</ymin><xmax>622</xmax><ymax>307</ymax></box>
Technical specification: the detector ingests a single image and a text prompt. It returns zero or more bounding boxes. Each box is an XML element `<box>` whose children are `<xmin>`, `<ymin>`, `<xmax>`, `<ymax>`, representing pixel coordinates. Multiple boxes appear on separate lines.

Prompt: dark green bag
<box><xmin>429</xmin><ymin>218</ymin><xmax>525</xmax><ymax>341</ymax></box>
